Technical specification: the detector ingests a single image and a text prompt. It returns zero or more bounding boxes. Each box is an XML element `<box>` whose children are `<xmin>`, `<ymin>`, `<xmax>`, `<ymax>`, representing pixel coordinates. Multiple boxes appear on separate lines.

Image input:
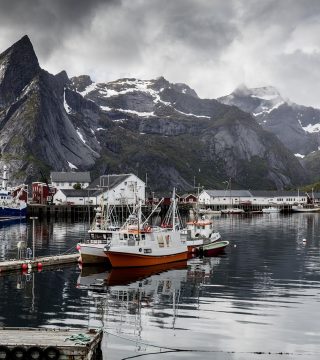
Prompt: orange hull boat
<box><xmin>107</xmin><ymin>251</ymin><xmax>188</xmax><ymax>268</ymax></box>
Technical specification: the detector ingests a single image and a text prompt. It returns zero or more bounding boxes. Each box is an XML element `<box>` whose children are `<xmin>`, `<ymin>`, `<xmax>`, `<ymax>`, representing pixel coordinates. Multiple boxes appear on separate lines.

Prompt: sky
<box><xmin>1</xmin><ymin>0</ymin><xmax>320</xmax><ymax>107</ymax></box>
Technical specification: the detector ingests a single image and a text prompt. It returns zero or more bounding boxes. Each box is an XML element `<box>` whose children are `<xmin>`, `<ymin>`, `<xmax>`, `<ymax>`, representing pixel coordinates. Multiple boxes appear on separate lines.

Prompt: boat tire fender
<box><xmin>0</xmin><ymin>346</ymin><xmax>11</xmax><ymax>360</ymax></box>
<box><xmin>139</xmin><ymin>248</ymin><xmax>142</xmax><ymax>252</ymax></box>
<box><xmin>44</xmin><ymin>347</ymin><xmax>60</xmax><ymax>360</ymax></box>
<box><xmin>27</xmin><ymin>347</ymin><xmax>43</xmax><ymax>360</ymax></box>
<box><xmin>11</xmin><ymin>347</ymin><xmax>27</xmax><ymax>360</ymax></box>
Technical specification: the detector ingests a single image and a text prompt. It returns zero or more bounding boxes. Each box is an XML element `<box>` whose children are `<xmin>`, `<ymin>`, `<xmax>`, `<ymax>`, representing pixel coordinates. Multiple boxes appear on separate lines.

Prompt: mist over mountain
<box><xmin>0</xmin><ymin>36</ymin><xmax>309</xmax><ymax>191</ymax></box>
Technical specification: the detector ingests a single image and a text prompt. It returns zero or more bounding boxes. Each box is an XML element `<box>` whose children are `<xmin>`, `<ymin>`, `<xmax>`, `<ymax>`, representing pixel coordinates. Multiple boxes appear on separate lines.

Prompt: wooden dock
<box><xmin>0</xmin><ymin>327</ymin><xmax>103</xmax><ymax>360</ymax></box>
<box><xmin>0</xmin><ymin>254</ymin><xmax>79</xmax><ymax>273</ymax></box>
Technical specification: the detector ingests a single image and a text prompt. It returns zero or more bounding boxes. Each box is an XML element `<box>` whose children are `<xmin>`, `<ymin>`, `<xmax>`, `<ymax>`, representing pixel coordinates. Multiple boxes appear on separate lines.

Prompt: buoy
<box><xmin>21</xmin><ymin>263</ymin><xmax>28</xmax><ymax>270</ymax></box>
<box><xmin>76</xmin><ymin>244</ymin><xmax>81</xmax><ymax>251</ymax></box>
<box><xmin>27</xmin><ymin>263</ymin><xmax>32</xmax><ymax>270</ymax></box>
<box><xmin>37</xmin><ymin>262</ymin><xmax>43</xmax><ymax>269</ymax></box>
<box><xmin>234</xmin><ymin>244</ymin><xmax>237</xmax><ymax>248</ymax></box>
<box><xmin>302</xmin><ymin>238</ymin><xmax>307</xmax><ymax>243</ymax></box>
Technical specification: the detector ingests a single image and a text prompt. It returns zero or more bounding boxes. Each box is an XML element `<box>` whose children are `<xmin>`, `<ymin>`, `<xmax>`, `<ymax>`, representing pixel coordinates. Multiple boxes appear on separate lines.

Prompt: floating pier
<box><xmin>0</xmin><ymin>327</ymin><xmax>103</xmax><ymax>360</ymax></box>
<box><xmin>0</xmin><ymin>254</ymin><xmax>79</xmax><ymax>273</ymax></box>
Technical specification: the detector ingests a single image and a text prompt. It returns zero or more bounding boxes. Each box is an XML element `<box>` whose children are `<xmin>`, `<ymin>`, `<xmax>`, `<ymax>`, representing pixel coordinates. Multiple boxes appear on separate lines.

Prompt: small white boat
<box><xmin>181</xmin><ymin>216</ymin><xmax>221</xmax><ymax>253</ymax></box>
<box><xmin>220</xmin><ymin>208</ymin><xmax>244</xmax><ymax>214</ymax></box>
<box><xmin>291</xmin><ymin>204</ymin><xmax>320</xmax><ymax>213</ymax></box>
<box><xmin>262</xmin><ymin>206</ymin><xmax>280</xmax><ymax>213</ymax></box>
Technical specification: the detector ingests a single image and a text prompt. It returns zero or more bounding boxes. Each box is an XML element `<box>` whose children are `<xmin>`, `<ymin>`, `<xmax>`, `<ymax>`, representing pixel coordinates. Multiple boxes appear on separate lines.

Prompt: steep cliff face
<box><xmin>0</xmin><ymin>36</ymin><xmax>99</xmax><ymax>184</ymax></box>
<box><xmin>0</xmin><ymin>36</ymin><xmax>309</xmax><ymax>190</ymax></box>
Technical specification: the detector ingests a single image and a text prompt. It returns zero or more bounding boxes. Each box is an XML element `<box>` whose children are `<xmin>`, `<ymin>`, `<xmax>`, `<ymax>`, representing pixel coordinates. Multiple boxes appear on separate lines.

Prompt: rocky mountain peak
<box><xmin>0</xmin><ymin>35</ymin><xmax>40</xmax><ymax>107</ymax></box>
<box><xmin>70</xmin><ymin>75</ymin><xmax>93</xmax><ymax>92</ymax></box>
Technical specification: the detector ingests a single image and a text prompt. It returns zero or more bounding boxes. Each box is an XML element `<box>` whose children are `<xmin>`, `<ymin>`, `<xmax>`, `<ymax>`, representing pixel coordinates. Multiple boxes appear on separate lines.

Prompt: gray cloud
<box><xmin>1</xmin><ymin>0</ymin><xmax>320</xmax><ymax>106</ymax></box>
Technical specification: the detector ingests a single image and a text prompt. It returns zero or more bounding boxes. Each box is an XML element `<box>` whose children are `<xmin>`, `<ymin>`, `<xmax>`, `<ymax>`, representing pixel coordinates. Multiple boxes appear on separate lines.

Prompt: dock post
<box><xmin>30</xmin><ymin>216</ymin><xmax>38</xmax><ymax>260</ymax></box>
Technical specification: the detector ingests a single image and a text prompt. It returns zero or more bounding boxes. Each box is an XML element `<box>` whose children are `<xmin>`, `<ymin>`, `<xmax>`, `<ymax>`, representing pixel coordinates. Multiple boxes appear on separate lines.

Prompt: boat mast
<box><xmin>172</xmin><ymin>187</ymin><xmax>176</xmax><ymax>230</ymax></box>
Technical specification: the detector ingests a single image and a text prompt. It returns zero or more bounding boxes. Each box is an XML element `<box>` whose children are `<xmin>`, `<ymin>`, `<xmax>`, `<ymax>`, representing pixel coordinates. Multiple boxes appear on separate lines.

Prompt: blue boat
<box><xmin>0</xmin><ymin>190</ymin><xmax>27</xmax><ymax>219</ymax></box>
<box><xmin>0</xmin><ymin>166</ymin><xmax>27</xmax><ymax>219</ymax></box>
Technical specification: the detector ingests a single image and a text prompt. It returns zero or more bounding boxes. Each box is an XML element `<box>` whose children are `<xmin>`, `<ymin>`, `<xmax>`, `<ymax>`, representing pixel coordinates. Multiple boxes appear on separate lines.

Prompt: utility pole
<box><xmin>30</xmin><ymin>217</ymin><xmax>38</xmax><ymax>260</ymax></box>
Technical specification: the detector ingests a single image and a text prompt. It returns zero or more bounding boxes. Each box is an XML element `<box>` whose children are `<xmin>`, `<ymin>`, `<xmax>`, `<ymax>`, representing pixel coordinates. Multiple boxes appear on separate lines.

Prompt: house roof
<box><xmin>203</xmin><ymin>189</ymin><xmax>252</xmax><ymax>197</ymax></box>
<box><xmin>180</xmin><ymin>193</ymin><xmax>197</xmax><ymax>199</ymax></box>
<box><xmin>249</xmin><ymin>190</ymin><xmax>302</xmax><ymax>197</ymax></box>
<box><xmin>89</xmin><ymin>174</ymin><xmax>132</xmax><ymax>193</ymax></box>
<box><xmin>202</xmin><ymin>189</ymin><xmax>319</xmax><ymax>198</ymax></box>
<box><xmin>57</xmin><ymin>189</ymin><xmax>90</xmax><ymax>197</ymax></box>
<box><xmin>50</xmin><ymin>172</ymin><xmax>91</xmax><ymax>183</ymax></box>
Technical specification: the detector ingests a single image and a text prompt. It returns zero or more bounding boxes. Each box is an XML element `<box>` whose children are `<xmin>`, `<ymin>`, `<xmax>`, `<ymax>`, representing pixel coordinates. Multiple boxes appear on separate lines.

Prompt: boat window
<box><xmin>202</xmin><ymin>226</ymin><xmax>205</xmax><ymax>229</ymax></box>
<box><xmin>90</xmin><ymin>233</ymin><xmax>94</xmax><ymax>239</ymax></box>
<box><xmin>141</xmin><ymin>234</ymin><xmax>145</xmax><ymax>240</ymax></box>
<box><xmin>129</xmin><ymin>234</ymin><xmax>134</xmax><ymax>239</ymax></box>
<box><xmin>124</xmin><ymin>234</ymin><xmax>128</xmax><ymax>239</ymax></box>
<box><xmin>157</xmin><ymin>235</ymin><xmax>164</xmax><ymax>248</ymax></box>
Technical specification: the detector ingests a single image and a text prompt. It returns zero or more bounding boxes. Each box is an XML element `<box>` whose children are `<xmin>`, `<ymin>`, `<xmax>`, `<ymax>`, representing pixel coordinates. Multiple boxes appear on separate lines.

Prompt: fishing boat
<box><xmin>181</xmin><ymin>216</ymin><xmax>221</xmax><ymax>253</ymax></box>
<box><xmin>291</xmin><ymin>189</ymin><xmax>320</xmax><ymax>213</ymax></box>
<box><xmin>262</xmin><ymin>206</ymin><xmax>280</xmax><ymax>213</ymax></box>
<box><xmin>0</xmin><ymin>166</ymin><xmax>27</xmax><ymax>219</ymax></box>
<box><xmin>78</xmin><ymin>194</ymin><xmax>165</xmax><ymax>264</ymax></box>
<box><xmin>200</xmin><ymin>240</ymin><xmax>229</xmax><ymax>256</ymax></box>
<box><xmin>104</xmin><ymin>189</ymin><xmax>188</xmax><ymax>268</ymax></box>
<box><xmin>77</xmin><ymin>201</ymin><xmax>120</xmax><ymax>264</ymax></box>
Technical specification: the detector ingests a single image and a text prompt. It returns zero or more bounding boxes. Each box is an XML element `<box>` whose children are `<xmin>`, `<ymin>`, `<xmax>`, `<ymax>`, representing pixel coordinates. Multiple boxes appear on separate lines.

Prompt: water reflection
<box><xmin>1</xmin><ymin>215</ymin><xmax>320</xmax><ymax>359</ymax></box>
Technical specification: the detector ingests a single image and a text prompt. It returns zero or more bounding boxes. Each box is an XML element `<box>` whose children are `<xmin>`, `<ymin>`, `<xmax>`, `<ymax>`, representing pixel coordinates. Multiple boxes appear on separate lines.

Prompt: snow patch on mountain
<box><xmin>253</xmin><ymin>101</ymin><xmax>285</xmax><ymax>116</ymax></box>
<box><xmin>67</xmin><ymin>161</ymin><xmax>78</xmax><ymax>170</ymax></box>
<box><xmin>118</xmin><ymin>108</ymin><xmax>155</xmax><ymax>117</ymax></box>
<box><xmin>79</xmin><ymin>82</ymin><xmax>98</xmax><ymax>97</ymax></box>
<box><xmin>174</xmin><ymin>108</ymin><xmax>211</xmax><ymax>119</ymax></box>
<box><xmin>63</xmin><ymin>89</ymin><xmax>72</xmax><ymax>114</ymax></box>
<box><xmin>76</xmin><ymin>129</ymin><xmax>86</xmax><ymax>144</ymax></box>
<box><xmin>301</xmin><ymin>122</ymin><xmax>320</xmax><ymax>133</ymax></box>
<box><xmin>295</xmin><ymin>153</ymin><xmax>305</xmax><ymax>158</ymax></box>
<box><xmin>0</xmin><ymin>61</ymin><xmax>8</xmax><ymax>81</ymax></box>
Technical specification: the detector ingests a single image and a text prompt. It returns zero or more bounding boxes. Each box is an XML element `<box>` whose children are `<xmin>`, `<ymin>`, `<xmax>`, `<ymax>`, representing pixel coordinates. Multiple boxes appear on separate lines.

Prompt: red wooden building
<box><xmin>32</xmin><ymin>182</ymin><xmax>57</xmax><ymax>204</ymax></box>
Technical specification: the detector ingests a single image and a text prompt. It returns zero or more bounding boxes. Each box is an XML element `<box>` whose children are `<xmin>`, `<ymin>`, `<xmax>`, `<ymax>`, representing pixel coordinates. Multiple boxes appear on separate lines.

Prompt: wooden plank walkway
<box><xmin>0</xmin><ymin>254</ymin><xmax>79</xmax><ymax>273</ymax></box>
<box><xmin>0</xmin><ymin>327</ymin><xmax>103</xmax><ymax>360</ymax></box>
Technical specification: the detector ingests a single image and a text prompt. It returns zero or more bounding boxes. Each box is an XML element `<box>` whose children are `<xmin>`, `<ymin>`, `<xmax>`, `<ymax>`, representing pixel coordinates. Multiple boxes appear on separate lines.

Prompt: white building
<box><xmin>50</xmin><ymin>172</ymin><xmax>91</xmax><ymax>190</ymax></box>
<box><xmin>199</xmin><ymin>190</ymin><xmax>252</xmax><ymax>206</ymax></box>
<box><xmin>53</xmin><ymin>189</ymin><xmax>97</xmax><ymax>205</ymax></box>
<box><xmin>199</xmin><ymin>189</ymin><xmax>308</xmax><ymax>207</ymax></box>
<box><xmin>89</xmin><ymin>174</ymin><xmax>145</xmax><ymax>206</ymax></box>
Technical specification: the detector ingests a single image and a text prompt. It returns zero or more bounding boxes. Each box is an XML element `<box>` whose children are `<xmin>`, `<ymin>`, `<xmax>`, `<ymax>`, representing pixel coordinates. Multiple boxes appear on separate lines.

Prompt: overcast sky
<box><xmin>1</xmin><ymin>0</ymin><xmax>320</xmax><ymax>106</ymax></box>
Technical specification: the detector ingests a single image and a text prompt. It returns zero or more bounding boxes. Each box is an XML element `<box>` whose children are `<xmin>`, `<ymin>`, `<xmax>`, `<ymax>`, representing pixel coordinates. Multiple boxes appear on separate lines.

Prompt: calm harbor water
<box><xmin>1</xmin><ymin>214</ymin><xmax>320</xmax><ymax>359</ymax></box>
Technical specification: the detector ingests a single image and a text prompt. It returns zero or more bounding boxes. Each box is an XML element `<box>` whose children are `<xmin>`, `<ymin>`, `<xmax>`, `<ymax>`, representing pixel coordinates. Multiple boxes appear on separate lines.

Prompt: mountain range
<box><xmin>0</xmin><ymin>35</ymin><xmax>315</xmax><ymax>191</ymax></box>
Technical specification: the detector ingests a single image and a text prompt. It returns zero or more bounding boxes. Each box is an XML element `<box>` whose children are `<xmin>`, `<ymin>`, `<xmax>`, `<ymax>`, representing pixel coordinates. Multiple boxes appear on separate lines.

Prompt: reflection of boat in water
<box><xmin>262</xmin><ymin>206</ymin><xmax>281</xmax><ymax>213</ymax></box>
<box><xmin>77</xmin><ymin>260</ymin><xmax>188</xmax><ymax>289</ymax></box>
